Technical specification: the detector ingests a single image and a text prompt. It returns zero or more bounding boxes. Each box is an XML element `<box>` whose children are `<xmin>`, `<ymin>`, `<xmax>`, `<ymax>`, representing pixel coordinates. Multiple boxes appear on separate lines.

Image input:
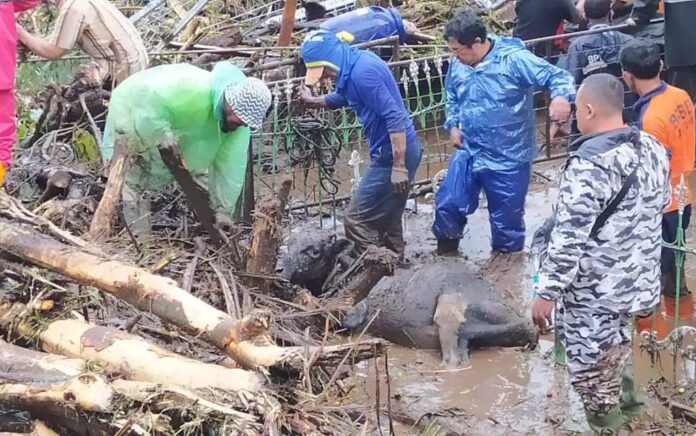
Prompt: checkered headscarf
<box><xmin>224</xmin><ymin>77</ymin><xmax>272</xmax><ymax>130</ymax></box>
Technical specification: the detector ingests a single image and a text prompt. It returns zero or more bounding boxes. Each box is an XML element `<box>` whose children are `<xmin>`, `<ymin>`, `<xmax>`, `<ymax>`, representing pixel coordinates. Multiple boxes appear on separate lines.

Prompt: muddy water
<box><xmin>344</xmin><ymin>161</ymin><xmax>696</xmax><ymax>435</ymax></box>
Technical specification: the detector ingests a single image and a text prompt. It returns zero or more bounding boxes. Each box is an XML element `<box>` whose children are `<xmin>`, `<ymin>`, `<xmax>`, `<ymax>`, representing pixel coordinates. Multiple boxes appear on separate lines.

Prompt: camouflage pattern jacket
<box><xmin>538</xmin><ymin>126</ymin><xmax>670</xmax><ymax>313</ymax></box>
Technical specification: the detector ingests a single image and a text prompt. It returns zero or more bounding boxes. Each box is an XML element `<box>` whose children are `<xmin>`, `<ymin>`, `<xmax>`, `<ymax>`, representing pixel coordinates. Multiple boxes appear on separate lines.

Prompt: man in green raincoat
<box><xmin>100</xmin><ymin>62</ymin><xmax>272</xmax><ymax>232</ymax></box>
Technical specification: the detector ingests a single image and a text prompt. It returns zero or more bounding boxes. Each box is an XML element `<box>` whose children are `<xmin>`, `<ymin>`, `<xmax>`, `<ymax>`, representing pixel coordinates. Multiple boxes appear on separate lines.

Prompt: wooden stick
<box><xmin>87</xmin><ymin>138</ymin><xmax>129</xmax><ymax>243</ymax></box>
<box><xmin>157</xmin><ymin>135</ymin><xmax>225</xmax><ymax>248</ymax></box>
<box><xmin>245</xmin><ymin>179</ymin><xmax>292</xmax><ymax>292</ymax></box>
<box><xmin>277</xmin><ymin>0</ymin><xmax>297</xmax><ymax>47</ymax></box>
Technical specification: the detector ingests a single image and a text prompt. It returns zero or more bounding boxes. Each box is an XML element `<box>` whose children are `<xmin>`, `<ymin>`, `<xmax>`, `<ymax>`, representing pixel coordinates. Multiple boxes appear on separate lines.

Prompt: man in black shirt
<box><xmin>513</xmin><ymin>0</ymin><xmax>579</xmax><ymax>57</ymax></box>
<box><xmin>622</xmin><ymin>0</ymin><xmax>696</xmax><ymax>100</ymax></box>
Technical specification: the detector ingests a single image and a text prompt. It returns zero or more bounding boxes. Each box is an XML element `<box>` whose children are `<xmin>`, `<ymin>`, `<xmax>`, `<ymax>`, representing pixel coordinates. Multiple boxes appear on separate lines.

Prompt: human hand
<box><xmin>531</xmin><ymin>296</ymin><xmax>555</xmax><ymax>331</ymax></box>
<box><xmin>450</xmin><ymin>127</ymin><xmax>462</xmax><ymax>149</ymax></box>
<box><xmin>214</xmin><ymin>211</ymin><xmax>235</xmax><ymax>233</ymax></box>
<box><xmin>391</xmin><ymin>167</ymin><xmax>409</xmax><ymax>194</ymax></box>
<box><xmin>549</xmin><ymin>96</ymin><xmax>571</xmax><ymax>124</ymax></box>
<box><xmin>625</xmin><ymin>17</ymin><xmax>637</xmax><ymax>27</ymax></box>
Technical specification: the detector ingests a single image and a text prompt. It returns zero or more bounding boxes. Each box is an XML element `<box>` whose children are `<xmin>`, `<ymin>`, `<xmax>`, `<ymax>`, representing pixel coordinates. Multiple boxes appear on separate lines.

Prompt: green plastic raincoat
<box><xmin>101</xmin><ymin>62</ymin><xmax>250</xmax><ymax>216</ymax></box>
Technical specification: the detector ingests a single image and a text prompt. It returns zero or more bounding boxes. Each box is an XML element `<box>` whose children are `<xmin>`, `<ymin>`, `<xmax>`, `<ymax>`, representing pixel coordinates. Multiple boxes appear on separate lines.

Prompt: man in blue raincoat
<box><xmin>433</xmin><ymin>12</ymin><xmax>575</xmax><ymax>255</ymax></box>
<box><xmin>299</xmin><ymin>30</ymin><xmax>422</xmax><ymax>257</ymax></box>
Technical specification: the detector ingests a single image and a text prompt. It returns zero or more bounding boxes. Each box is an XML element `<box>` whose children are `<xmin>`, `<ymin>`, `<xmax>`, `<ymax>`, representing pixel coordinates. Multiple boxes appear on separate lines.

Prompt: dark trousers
<box><xmin>344</xmin><ymin>147</ymin><xmax>422</xmax><ymax>256</ymax></box>
<box><xmin>661</xmin><ymin>205</ymin><xmax>692</xmax><ymax>297</ymax></box>
<box><xmin>667</xmin><ymin>65</ymin><xmax>696</xmax><ymax>103</ymax></box>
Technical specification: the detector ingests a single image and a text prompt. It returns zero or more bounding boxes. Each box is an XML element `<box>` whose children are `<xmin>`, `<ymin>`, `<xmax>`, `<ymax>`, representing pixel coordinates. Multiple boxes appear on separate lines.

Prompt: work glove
<box><xmin>391</xmin><ymin>167</ymin><xmax>409</xmax><ymax>194</ymax></box>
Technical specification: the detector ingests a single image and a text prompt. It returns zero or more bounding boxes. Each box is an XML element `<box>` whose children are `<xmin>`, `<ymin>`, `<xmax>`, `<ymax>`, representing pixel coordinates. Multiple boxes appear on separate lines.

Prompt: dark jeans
<box><xmin>344</xmin><ymin>146</ymin><xmax>422</xmax><ymax>256</ymax></box>
<box><xmin>662</xmin><ymin>205</ymin><xmax>692</xmax><ymax>296</ymax></box>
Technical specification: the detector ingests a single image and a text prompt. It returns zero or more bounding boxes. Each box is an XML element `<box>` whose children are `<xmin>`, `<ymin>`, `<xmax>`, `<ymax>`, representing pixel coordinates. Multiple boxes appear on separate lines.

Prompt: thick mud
<box><xmin>286</xmin><ymin>157</ymin><xmax>696</xmax><ymax>434</ymax></box>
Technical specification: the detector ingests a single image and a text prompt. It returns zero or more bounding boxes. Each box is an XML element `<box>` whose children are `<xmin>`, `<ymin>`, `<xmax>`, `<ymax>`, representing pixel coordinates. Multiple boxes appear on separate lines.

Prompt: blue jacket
<box><xmin>323</xmin><ymin>51</ymin><xmax>419</xmax><ymax>168</ymax></box>
<box><xmin>444</xmin><ymin>36</ymin><xmax>576</xmax><ymax>171</ymax></box>
<box><xmin>320</xmin><ymin>6</ymin><xmax>407</xmax><ymax>44</ymax></box>
<box><xmin>562</xmin><ymin>24</ymin><xmax>634</xmax><ymax>85</ymax></box>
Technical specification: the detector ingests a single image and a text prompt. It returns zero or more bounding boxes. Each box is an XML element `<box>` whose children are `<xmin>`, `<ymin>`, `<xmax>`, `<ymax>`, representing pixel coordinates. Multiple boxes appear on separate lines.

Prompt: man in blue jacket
<box><xmin>433</xmin><ymin>12</ymin><xmax>575</xmax><ymax>255</ymax></box>
<box><xmin>299</xmin><ymin>30</ymin><xmax>422</xmax><ymax>257</ymax></box>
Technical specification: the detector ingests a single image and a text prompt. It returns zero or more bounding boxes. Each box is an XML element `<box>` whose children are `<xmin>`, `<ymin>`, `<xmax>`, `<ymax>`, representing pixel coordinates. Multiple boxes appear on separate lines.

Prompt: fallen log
<box><xmin>245</xmin><ymin>179</ymin><xmax>292</xmax><ymax>292</ymax></box>
<box><xmin>0</xmin><ymin>341</ymin><xmax>265</xmax><ymax>434</ymax></box>
<box><xmin>0</xmin><ymin>339</ymin><xmax>82</xmax><ymax>384</ymax></box>
<box><xmin>0</xmin><ymin>378</ymin><xmax>176</xmax><ymax>434</ymax></box>
<box><xmin>0</xmin><ymin>303</ymin><xmax>263</xmax><ymax>393</ymax></box>
<box><xmin>88</xmin><ymin>138</ymin><xmax>130</xmax><ymax>243</ymax></box>
<box><xmin>324</xmin><ymin>245</ymin><xmax>399</xmax><ymax>303</ymax></box>
<box><xmin>0</xmin><ymin>219</ymin><xmax>273</xmax><ymax>367</ymax></box>
<box><xmin>0</xmin><ymin>220</ymin><xmax>385</xmax><ymax>372</ymax></box>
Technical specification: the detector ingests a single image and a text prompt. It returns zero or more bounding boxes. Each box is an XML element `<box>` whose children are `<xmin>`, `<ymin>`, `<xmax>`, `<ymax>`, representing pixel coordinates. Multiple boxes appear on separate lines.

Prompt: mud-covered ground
<box><xmin>290</xmin><ymin>160</ymin><xmax>696</xmax><ymax>435</ymax></box>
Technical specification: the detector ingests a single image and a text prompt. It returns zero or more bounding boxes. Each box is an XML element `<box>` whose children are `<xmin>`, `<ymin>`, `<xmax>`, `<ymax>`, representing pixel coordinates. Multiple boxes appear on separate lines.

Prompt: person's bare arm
<box><xmin>16</xmin><ymin>25</ymin><xmax>67</xmax><ymax>60</ymax></box>
<box><xmin>390</xmin><ymin>132</ymin><xmax>406</xmax><ymax>168</ymax></box>
<box><xmin>389</xmin><ymin>132</ymin><xmax>409</xmax><ymax>193</ymax></box>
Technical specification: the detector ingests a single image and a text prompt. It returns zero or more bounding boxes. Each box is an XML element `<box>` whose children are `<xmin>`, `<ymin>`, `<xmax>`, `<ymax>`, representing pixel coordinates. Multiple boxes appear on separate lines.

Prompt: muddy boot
<box><xmin>585</xmin><ymin>405</ymin><xmax>622</xmax><ymax>435</ymax></box>
<box><xmin>437</xmin><ymin>238</ymin><xmax>460</xmax><ymax>256</ymax></box>
<box><xmin>634</xmin><ymin>312</ymin><xmax>668</xmax><ymax>340</ymax></box>
<box><xmin>620</xmin><ymin>364</ymin><xmax>644</xmax><ymax>415</ymax></box>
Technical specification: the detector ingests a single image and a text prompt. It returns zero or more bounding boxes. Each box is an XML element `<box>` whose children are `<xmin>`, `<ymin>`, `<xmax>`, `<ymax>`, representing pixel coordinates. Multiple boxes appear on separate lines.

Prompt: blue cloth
<box><xmin>432</xmin><ymin>149</ymin><xmax>531</xmax><ymax>252</ymax></box>
<box><xmin>443</xmin><ymin>36</ymin><xmax>576</xmax><ymax>172</ymax></box>
<box><xmin>320</xmin><ymin>6</ymin><xmax>407</xmax><ymax>44</ymax></box>
<box><xmin>301</xmin><ymin>30</ymin><xmax>418</xmax><ymax>167</ymax></box>
<box><xmin>562</xmin><ymin>24</ymin><xmax>633</xmax><ymax>85</ymax></box>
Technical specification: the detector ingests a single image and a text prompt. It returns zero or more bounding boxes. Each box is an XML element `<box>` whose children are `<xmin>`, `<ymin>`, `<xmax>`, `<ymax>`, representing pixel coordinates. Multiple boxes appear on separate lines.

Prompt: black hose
<box><xmin>287</xmin><ymin>114</ymin><xmax>342</xmax><ymax>195</ymax></box>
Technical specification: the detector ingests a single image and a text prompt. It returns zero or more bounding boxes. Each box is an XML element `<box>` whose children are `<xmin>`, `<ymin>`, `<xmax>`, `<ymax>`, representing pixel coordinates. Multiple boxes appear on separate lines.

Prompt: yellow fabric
<box><xmin>0</xmin><ymin>162</ymin><xmax>6</xmax><ymax>186</ymax></box>
<box><xmin>336</xmin><ymin>31</ymin><xmax>355</xmax><ymax>43</ymax></box>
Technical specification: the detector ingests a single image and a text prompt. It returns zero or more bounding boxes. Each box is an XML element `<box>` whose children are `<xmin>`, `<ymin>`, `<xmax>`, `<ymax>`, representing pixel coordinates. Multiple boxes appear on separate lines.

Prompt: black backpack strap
<box><xmin>589</xmin><ymin>162</ymin><xmax>640</xmax><ymax>238</ymax></box>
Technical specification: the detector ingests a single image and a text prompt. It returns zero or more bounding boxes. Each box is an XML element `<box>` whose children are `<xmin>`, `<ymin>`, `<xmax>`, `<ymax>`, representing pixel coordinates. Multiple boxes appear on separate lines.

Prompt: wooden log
<box><xmin>324</xmin><ymin>245</ymin><xmax>399</xmax><ymax>303</ymax></box>
<box><xmin>0</xmin><ymin>342</ymin><xmax>173</xmax><ymax>435</ymax></box>
<box><xmin>0</xmin><ymin>339</ymin><xmax>82</xmax><ymax>384</ymax></box>
<box><xmin>0</xmin><ymin>341</ymin><xmax>263</xmax><ymax>435</ymax></box>
<box><xmin>277</xmin><ymin>0</ymin><xmax>297</xmax><ymax>47</ymax></box>
<box><xmin>0</xmin><ymin>221</ymin><xmax>387</xmax><ymax>373</ymax></box>
<box><xmin>245</xmin><ymin>179</ymin><xmax>292</xmax><ymax>292</ymax></box>
<box><xmin>87</xmin><ymin>138</ymin><xmax>129</xmax><ymax>243</ymax></box>
<box><xmin>0</xmin><ymin>303</ymin><xmax>263</xmax><ymax>393</ymax></box>
<box><xmin>0</xmin><ymin>219</ymin><xmax>270</xmax><ymax>367</ymax></box>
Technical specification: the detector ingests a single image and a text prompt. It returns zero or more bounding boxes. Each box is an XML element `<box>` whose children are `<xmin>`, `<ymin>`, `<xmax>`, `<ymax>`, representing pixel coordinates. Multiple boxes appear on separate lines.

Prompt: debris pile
<box><xmin>0</xmin><ymin>131</ymin><xmax>389</xmax><ymax>434</ymax></box>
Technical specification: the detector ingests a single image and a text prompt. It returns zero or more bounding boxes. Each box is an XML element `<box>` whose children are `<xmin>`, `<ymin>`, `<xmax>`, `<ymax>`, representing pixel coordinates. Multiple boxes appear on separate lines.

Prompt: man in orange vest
<box><xmin>621</xmin><ymin>38</ymin><xmax>696</xmax><ymax>334</ymax></box>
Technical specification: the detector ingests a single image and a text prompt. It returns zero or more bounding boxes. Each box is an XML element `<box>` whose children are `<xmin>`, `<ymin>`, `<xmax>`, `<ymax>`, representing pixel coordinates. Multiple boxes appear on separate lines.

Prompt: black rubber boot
<box><xmin>437</xmin><ymin>238</ymin><xmax>460</xmax><ymax>256</ymax></box>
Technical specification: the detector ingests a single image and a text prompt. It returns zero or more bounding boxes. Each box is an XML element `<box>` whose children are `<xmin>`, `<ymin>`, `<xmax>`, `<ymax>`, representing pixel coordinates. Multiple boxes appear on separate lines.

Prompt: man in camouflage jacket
<box><xmin>531</xmin><ymin>74</ymin><xmax>670</xmax><ymax>434</ymax></box>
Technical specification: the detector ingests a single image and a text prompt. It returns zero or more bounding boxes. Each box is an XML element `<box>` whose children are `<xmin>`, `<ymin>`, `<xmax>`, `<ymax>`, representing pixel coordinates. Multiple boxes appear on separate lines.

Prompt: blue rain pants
<box><xmin>432</xmin><ymin>149</ymin><xmax>531</xmax><ymax>252</ymax></box>
<box><xmin>344</xmin><ymin>144</ymin><xmax>421</xmax><ymax>256</ymax></box>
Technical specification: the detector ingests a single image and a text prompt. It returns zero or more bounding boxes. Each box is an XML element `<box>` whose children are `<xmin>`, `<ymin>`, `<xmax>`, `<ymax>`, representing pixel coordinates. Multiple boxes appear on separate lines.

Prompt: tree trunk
<box><xmin>245</xmin><ymin>179</ymin><xmax>292</xmax><ymax>291</ymax></box>
<box><xmin>277</xmin><ymin>0</ymin><xmax>297</xmax><ymax>47</ymax></box>
<box><xmin>0</xmin><ymin>220</ymin><xmax>270</xmax><ymax>366</ymax></box>
<box><xmin>0</xmin><ymin>303</ymin><xmax>263</xmax><ymax>393</ymax></box>
<box><xmin>87</xmin><ymin>138</ymin><xmax>129</xmax><ymax>243</ymax></box>
<box><xmin>0</xmin><ymin>340</ymin><xmax>268</xmax><ymax>435</ymax></box>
